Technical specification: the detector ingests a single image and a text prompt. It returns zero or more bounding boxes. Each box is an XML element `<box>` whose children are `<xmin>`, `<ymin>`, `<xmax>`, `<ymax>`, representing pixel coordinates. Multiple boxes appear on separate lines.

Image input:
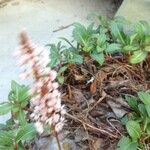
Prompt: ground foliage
<box><xmin>47</xmin><ymin>16</ymin><xmax>150</xmax><ymax>149</ymax></box>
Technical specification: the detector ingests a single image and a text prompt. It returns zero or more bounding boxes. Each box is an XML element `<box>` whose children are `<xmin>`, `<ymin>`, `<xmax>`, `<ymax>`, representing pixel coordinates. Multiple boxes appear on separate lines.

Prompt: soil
<box><xmin>59</xmin><ymin>55</ymin><xmax>150</xmax><ymax>150</ymax></box>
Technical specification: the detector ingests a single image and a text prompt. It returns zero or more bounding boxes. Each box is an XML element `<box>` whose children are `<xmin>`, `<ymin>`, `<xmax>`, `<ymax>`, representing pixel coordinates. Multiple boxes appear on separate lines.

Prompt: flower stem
<box><xmin>53</xmin><ymin>129</ymin><xmax>62</xmax><ymax>150</ymax></box>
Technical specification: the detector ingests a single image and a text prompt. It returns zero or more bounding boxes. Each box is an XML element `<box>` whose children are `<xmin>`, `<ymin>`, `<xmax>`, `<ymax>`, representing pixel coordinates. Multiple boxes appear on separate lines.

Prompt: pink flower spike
<box><xmin>15</xmin><ymin>31</ymin><xmax>65</xmax><ymax>134</ymax></box>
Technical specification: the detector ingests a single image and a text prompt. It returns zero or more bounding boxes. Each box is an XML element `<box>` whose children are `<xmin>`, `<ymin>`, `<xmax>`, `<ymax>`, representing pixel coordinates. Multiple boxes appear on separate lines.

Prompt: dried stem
<box><xmin>66</xmin><ymin>112</ymin><xmax>118</xmax><ymax>138</ymax></box>
<box><xmin>53</xmin><ymin>128</ymin><xmax>62</xmax><ymax>150</ymax></box>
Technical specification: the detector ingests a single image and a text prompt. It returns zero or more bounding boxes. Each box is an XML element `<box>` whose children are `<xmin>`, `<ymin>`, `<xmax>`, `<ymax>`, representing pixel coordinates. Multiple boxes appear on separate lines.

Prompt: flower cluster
<box><xmin>14</xmin><ymin>31</ymin><xmax>65</xmax><ymax>134</ymax></box>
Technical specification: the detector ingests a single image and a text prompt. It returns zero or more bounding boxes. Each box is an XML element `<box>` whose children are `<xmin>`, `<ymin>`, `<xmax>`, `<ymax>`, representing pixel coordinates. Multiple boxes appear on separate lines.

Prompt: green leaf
<box><xmin>97</xmin><ymin>34</ymin><xmax>107</xmax><ymax>46</ymax></box>
<box><xmin>117</xmin><ymin>136</ymin><xmax>138</xmax><ymax>150</ymax></box>
<box><xmin>135</xmin><ymin>22</ymin><xmax>144</xmax><ymax>38</ymax></box>
<box><xmin>18</xmin><ymin>146</ymin><xmax>24</xmax><ymax>150</ymax></box>
<box><xmin>129</xmin><ymin>50</ymin><xmax>147</xmax><ymax>64</ymax></box>
<box><xmin>12</xmin><ymin>105</ymin><xmax>20</xmax><ymax>113</ymax></box>
<box><xmin>6</xmin><ymin>118</ymin><xmax>15</xmax><ymax>128</ymax></box>
<box><xmin>117</xmin><ymin>136</ymin><xmax>130</xmax><ymax>150</ymax></box>
<box><xmin>20</xmin><ymin>101</ymin><xmax>28</xmax><ymax>108</ymax></box>
<box><xmin>146</xmin><ymin>123</ymin><xmax>150</xmax><ymax>135</ymax></box>
<box><xmin>0</xmin><ymin>145</ymin><xmax>13</xmax><ymax>150</ymax></box>
<box><xmin>145</xmin><ymin>105</ymin><xmax>150</xmax><ymax>117</ymax></box>
<box><xmin>121</xmin><ymin>114</ymin><xmax>129</xmax><ymax>125</ymax></box>
<box><xmin>129</xmin><ymin>34</ymin><xmax>138</xmax><ymax>45</ymax></box>
<box><xmin>60</xmin><ymin>37</ymin><xmax>75</xmax><ymax>48</ymax></box>
<box><xmin>96</xmin><ymin>45</ymin><xmax>105</xmax><ymax>53</ymax></box>
<box><xmin>57</xmin><ymin>66</ymin><xmax>68</xmax><ymax>76</ymax></box>
<box><xmin>16</xmin><ymin>123</ymin><xmax>37</xmax><ymax>143</ymax></box>
<box><xmin>135</xmin><ymin>21</ymin><xmax>150</xmax><ymax>39</ymax></box>
<box><xmin>0</xmin><ymin>102</ymin><xmax>12</xmax><ymax>115</ymax></box>
<box><xmin>64</xmin><ymin>47</ymin><xmax>84</xmax><ymax>63</ymax></box>
<box><xmin>57</xmin><ymin>76</ymin><xmax>65</xmax><ymax>85</ymax></box>
<box><xmin>126</xmin><ymin>121</ymin><xmax>141</xmax><ymax>140</ymax></box>
<box><xmin>43</xmin><ymin>124</ymin><xmax>51</xmax><ymax>135</ymax></box>
<box><xmin>125</xmin><ymin>95</ymin><xmax>138</xmax><ymax>112</ymax></box>
<box><xmin>48</xmin><ymin>44</ymin><xmax>61</xmax><ymax>68</ymax></box>
<box><xmin>138</xmin><ymin>104</ymin><xmax>148</xmax><ymax>118</ymax></box>
<box><xmin>83</xmin><ymin>41</ymin><xmax>94</xmax><ymax>52</ymax></box>
<box><xmin>0</xmin><ymin>124</ymin><xmax>6</xmax><ymax>130</ymax></box>
<box><xmin>138</xmin><ymin>92</ymin><xmax>150</xmax><ymax>105</ymax></box>
<box><xmin>90</xmin><ymin>52</ymin><xmax>104</xmax><ymax>65</ymax></box>
<box><xmin>9</xmin><ymin>81</ymin><xmax>29</xmax><ymax>103</ymax></box>
<box><xmin>106</xmin><ymin>43</ymin><xmax>121</xmax><ymax>54</ymax></box>
<box><xmin>110</xmin><ymin>22</ymin><xmax>125</xmax><ymax>44</ymax></box>
<box><xmin>98</xmin><ymin>16</ymin><xmax>110</xmax><ymax>28</ymax></box>
<box><xmin>144</xmin><ymin>117</ymin><xmax>149</xmax><ymax>131</ymax></box>
<box><xmin>11</xmin><ymin>80</ymin><xmax>20</xmax><ymax>93</ymax></box>
<box><xmin>87</xmin><ymin>23</ymin><xmax>95</xmax><ymax>34</ymax></box>
<box><xmin>145</xmin><ymin>35</ymin><xmax>150</xmax><ymax>44</ymax></box>
<box><xmin>67</xmin><ymin>53</ymin><xmax>83</xmax><ymax>64</ymax></box>
<box><xmin>123</xmin><ymin>45</ymin><xmax>139</xmax><ymax>52</ymax></box>
<box><xmin>0</xmin><ymin>131</ymin><xmax>13</xmax><ymax>146</ymax></box>
<box><xmin>145</xmin><ymin>46</ymin><xmax>150</xmax><ymax>52</ymax></box>
<box><xmin>17</xmin><ymin>110</ymin><xmax>27</xmax><ymax>125</ymax></box>
<box><xmin>73</xmin><ymin>23</ymin><xmax>88</xmax><ymax>45</ymax></box>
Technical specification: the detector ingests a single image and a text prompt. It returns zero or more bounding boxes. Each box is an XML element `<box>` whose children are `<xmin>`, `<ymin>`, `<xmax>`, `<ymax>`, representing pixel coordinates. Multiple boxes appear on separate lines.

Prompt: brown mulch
<box><xmin>61</xmin><ymin>55</ymin><xmax>150</xmax><ymax>150</ymax></box>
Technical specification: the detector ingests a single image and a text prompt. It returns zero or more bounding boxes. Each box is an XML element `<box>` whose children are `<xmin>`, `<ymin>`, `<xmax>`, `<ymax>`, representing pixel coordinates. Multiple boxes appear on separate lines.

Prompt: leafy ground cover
<box><xmin>0</xmin><ymin>16</ymin><xmax>150</xmax><ymax>150</ymax></box>
<box><xmin>49</xmin><ymin>16</ymin><xmax>150</xmax><ymax>149</ymax></box>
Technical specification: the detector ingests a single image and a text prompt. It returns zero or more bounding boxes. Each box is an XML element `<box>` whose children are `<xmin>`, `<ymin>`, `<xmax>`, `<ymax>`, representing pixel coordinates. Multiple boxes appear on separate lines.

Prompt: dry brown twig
<box><xmin>89</xmin><ymin>91</ymin><xmax>106</xmax><ymax>111</ymax></box>
<box><xmin>65</xmin><ymin>112</ymin><xmax>118</xmax><ymax>138</ymax></box>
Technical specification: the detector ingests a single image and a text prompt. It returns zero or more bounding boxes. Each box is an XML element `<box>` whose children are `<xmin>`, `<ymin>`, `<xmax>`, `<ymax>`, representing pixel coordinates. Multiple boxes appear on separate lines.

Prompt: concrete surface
<box><xmin>116</xmin><ymin>0</ymin><xmax>150</xmax><ymax>22</ymax></box>
<box><xmin>0</xmin><ymin>0</ymin><xmax>116</xmax><ymax>123</ymax></box>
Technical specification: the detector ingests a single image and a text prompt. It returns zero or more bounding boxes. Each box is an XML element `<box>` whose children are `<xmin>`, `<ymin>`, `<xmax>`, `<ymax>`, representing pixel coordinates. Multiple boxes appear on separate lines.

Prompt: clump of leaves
<box><xmin>0</xmin><ymin>81</ymin><xmax>37</xmax><ymax>150</ymax></box>
<box><xmin>0</xmin><ymin>123</ymin><xmax>36</xmax><ymax>150</ymax></box>
<box><xmin>47</xmin><ymin>41</ymin><xmax>83</xmax><ymax>84</ymax></box>
<box><xmin>110</xmin><ymin>19</ymin><xmax>150</xmax><ymax>64</ymax></box>
<box><xmin>47</xmin><ymin>16</ymin><xmax>150</xmax><ymax>84</ymax></box>
<box><xmin>117</xmin><ymin>92</ymin><xmax>150</xmax><ymax>150</ymax></box>
<box><xmin>0</xmin><ymin>80</ymin><xmax>30</xmax><ymax>125</ymax></box>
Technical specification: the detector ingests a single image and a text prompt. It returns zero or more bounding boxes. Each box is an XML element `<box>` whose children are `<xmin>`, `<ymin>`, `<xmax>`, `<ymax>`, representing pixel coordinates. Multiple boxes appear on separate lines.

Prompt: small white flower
<box><xmin>55</xmin><ymin>122</ymin><xmax>64</xmax><ymax>133</ymax></box>
<box><xmin>50</xmin><ymin>70</ymin><xmax>57</xmax><ymax>81</ymax></box>
<box><xmin>52</xmin><ymin>114</ymin><xmax>60</xmax><ymax>123</ymax></box>
<box><xmin>47</xmin><ymin>118</ymin><xmax>52</xmax><ymax>125</ymax></box>
<box><xmin>52</xmin><ymin>82</ymin><xmax>59</xmax><ymax>89</ymax></box>
<box><xmin>35</xmin><ymin>122</ymin><xmax>44</xmax><ymax>134</ymax></box>
<box><xmin>48</xmin><ymin>107</ymin><xmax>53</xmax><ymax>113</ymax></box>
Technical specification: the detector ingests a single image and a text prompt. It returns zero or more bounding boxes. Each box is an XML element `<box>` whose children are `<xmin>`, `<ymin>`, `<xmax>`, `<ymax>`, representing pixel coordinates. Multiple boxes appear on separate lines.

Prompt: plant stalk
<box><xmin>53</xmin><ymin>129</ymin><xmax>62</xmax><ymax>150</ymax></box>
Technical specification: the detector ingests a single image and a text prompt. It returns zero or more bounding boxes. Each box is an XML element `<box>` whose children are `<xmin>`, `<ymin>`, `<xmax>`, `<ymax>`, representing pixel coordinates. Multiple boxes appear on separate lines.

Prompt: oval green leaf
<box><xmin>129</xmin><ymin>50</ymin><xmax>147</xmax><ymax>64</ymax></box>
<box><xmin>126</xmin><ymin>121</ymin><xmax>141</xmax><ymax>140</ymax></box>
